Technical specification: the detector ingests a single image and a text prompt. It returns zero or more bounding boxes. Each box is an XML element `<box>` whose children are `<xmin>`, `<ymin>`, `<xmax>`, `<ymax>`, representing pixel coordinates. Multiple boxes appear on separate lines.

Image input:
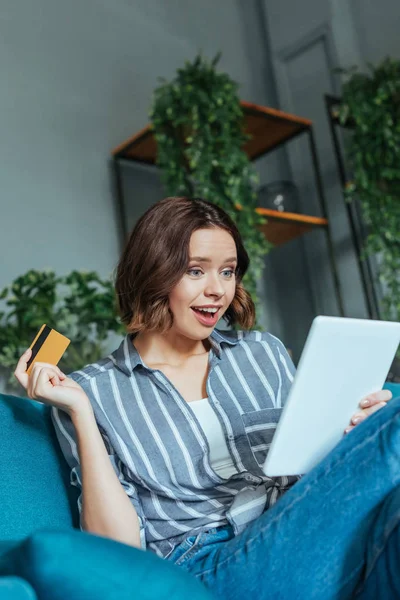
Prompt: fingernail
<box><xmin>345</xmin><ymin>427</ymin><xmax>352</xmax><ymax>434</ymax></box>
<box><xmin>352</xmin><ymin>416</ymin><xmax>362</xmax><ymax>425</ymax></box>
<box><xmin>24</xmin><ymin>348</ymin><xmax>31</xmax><ymax>354</ymax></box>
<box><xmin>360</xmin><ymin>399</ymin><xmax>370</xmax><ymax>408</ymax></box>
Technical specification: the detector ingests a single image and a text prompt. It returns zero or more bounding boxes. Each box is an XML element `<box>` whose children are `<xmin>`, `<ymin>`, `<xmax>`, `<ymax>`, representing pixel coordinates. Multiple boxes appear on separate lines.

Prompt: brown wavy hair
<box><xmin>115</xmin><ymin>197</ymin><xmax>255</xmax><ymax>333</ymax></box>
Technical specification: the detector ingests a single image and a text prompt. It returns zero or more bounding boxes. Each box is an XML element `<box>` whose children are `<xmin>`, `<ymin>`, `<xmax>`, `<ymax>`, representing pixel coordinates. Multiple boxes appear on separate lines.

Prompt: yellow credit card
<box><xmin>26</xmin><ymin>324</ymin><xmax>70</xmax><ymax>375</ymax></box>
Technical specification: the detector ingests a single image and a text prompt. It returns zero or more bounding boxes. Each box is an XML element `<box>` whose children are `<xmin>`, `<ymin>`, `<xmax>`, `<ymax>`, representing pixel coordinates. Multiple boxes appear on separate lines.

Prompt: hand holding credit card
<box><xmin>14</xmin><ymin>325</ymin><xmax>88</xmax><ymax>413</ymax></box>
<box><xmin>26</xmin><ymin>324</ymin><xmax>70</xmax><ymax>375</ymax></box>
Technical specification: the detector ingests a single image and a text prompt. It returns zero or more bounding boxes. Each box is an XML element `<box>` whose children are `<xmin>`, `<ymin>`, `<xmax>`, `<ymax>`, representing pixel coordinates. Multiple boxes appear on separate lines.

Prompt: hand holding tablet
<box><xmin>263</xmin><ymin>316</ymin><xmax>400</xmax><ymax>477</ymax></box>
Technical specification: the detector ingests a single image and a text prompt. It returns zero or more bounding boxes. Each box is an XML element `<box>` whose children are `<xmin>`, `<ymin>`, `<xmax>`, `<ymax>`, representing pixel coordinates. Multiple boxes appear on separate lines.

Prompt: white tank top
<box><xmin>190</xmin><ymin>398</ymin><xmax>237</xmax><ymax>479</ymax></box>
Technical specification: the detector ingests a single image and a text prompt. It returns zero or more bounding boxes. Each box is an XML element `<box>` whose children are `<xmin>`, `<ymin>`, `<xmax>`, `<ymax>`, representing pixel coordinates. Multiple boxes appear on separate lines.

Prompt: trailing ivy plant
<box><xmin>149</xmin><ymin>54</ymin><xmax>271</xmax><ymax>326</ymax></box>
<box><xmin>0</xmin><ymin>269</ymin><xmax>124</xmax><ymax>390</ymax></box>
<box><xmin>338</xmin><ymin>57</ymin><xmax>400</xmax><ymax>324</ymax></box>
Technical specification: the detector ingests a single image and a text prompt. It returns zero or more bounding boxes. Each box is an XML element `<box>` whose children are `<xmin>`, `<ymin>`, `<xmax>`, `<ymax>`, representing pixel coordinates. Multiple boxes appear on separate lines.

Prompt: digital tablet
<box><xmin>263</xmin><ymin>316</ymin><xmax>400</xmax><ymax>477</ymax></box>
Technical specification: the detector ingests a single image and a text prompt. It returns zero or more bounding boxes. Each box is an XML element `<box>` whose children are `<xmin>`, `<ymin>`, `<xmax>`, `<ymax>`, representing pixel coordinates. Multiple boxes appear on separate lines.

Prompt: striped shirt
<box><xmin>51</xmin><ymin>328</ymin><xmax>300</xmax><ymax>558</ymax></box>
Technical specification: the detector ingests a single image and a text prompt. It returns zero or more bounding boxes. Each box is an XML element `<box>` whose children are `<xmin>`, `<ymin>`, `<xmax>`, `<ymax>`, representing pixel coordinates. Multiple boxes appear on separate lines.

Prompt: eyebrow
<box><xmin>189</xmin><ymin>256</ymin><xmax>237</xmax><ymax>263</ymax></box>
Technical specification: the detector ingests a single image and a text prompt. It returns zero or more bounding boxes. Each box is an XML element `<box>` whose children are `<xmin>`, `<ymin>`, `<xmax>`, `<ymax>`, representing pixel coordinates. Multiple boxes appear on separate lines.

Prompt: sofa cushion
<box><xmin>0</xmin><ymin>394</ymin><xmax>79</xmax><ymax>540</ymax></box>
<box><xmin>0</xmin><ymin>577</ymin><xmax>37</xmax><ymax>600</ymax></box>
<box><xmin>0</xmin><ymin>529</ymin><xmax>215</xmax><ymax>600</ymax></box>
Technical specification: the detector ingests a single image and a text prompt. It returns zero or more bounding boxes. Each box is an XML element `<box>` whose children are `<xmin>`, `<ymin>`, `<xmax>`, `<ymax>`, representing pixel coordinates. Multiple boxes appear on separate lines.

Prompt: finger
<box><xmin>32</xmin><ymin>367</ymin><xmax>61</xmax><ymax>400</ymax></box>
<box><xmin>364</xmin><ymin>402</ymin><xmax>387</xmax><ymax>417</ymax></box>
<box><xmin>360</xmin><ymin>390</ymin><xmax>392</xmax><ymax>408</ymax></box>
<box><xmin>344</xmin><ymin>425</ymin><xmax>355</xmax><ymax>435</ymax></box>
<box><xmin>37</xmin><ymin>368</ymin><xmax>61</xmax><ymax>393</ymax></box>
<box><xmin>350</xmin><ymin>412</ymin><xmax>366</xmax><ymax>425</ymax></box>
<box><xmin>14</xmin><ymin>348</ymin><xmax>33</xmax><ymax>389</ymax></box>
<box><xmin>27</xmin><ymin>363</ymin><xmax>42</xmax><ymax>398</ymax></box>
<box><xmin>31</xmin><ymin>362</ymin><xmax>66</xmax><ymax>380</ymax></box>
<box><xmin>29</xmin><ymin>364</ymin><xmax>59</xmax><ymax>398</ymax></box>
<box><xmin>352</xmin><ymin>402</ymin><xmax>387</xmax><ymax>425</ymax></box>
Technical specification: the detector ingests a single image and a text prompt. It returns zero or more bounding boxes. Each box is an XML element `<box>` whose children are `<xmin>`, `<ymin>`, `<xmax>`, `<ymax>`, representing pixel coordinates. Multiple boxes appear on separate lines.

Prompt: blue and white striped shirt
<box><xmin>51</xmin><ymin>328</ymin><xmax>300</xmax><ymax>558</ymax></box>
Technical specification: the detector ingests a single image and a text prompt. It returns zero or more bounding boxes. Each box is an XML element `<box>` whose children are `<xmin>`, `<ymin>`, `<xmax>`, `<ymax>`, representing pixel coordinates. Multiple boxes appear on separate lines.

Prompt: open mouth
<box><xmin>191</xmin><ymin>307</ymin><xmax>221</xmax><ymax>327</ymax></box>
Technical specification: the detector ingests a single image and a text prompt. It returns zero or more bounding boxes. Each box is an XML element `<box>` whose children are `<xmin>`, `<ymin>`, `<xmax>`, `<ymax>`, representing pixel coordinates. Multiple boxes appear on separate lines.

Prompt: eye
<box><xmin>222</xmin><ymin>269</ymin><xmax>235</xmax><ymax>278</ymax></box>
<box><xmin>187</xmin><ymin>268</ymin><xmax>203</xmax><ymax>277</ymax></box>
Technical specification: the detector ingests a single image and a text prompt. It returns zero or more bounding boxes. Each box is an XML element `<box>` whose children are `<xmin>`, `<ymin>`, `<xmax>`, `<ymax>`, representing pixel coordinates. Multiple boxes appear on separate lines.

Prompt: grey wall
<box><xmin>1</xmin><ymin>0</ymin><xmax>399</xmax><ymax>370</ymax></box>
<box><xmin>0</xmin><ymin>0</ymin><xmax>278</xmax><ymax>287</ymax></box>
<box><xmin>351</xmin><ymin>0</ymin><xmax>400</xmax><ymax>64</ymax></box>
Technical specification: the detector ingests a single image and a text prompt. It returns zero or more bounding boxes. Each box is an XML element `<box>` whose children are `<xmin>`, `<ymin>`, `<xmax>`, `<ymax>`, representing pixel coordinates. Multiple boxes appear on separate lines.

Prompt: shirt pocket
<box><xmin>241</xmin><ymin>408</ymin><xmax>283</xmax><ymax>466</ymax></box>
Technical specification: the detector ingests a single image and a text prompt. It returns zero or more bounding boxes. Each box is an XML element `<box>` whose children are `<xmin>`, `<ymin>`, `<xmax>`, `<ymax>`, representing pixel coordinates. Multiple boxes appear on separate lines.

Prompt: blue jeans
<box><xmin>168</xmin><ymin>393</ymin><xmax>400</xmax><ymax>599</ymax></box>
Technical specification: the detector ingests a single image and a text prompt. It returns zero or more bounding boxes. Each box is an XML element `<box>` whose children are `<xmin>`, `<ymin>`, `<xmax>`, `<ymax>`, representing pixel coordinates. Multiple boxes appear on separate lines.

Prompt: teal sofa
<box><xmin>1</xmin><ymin>384</ymin><xmax>399</xmax><ymax>599</ymax></box>
<box><xmin>0</xmin><ymin>392</ymin><xmax>215</xmax><ymax>600</ymax></box>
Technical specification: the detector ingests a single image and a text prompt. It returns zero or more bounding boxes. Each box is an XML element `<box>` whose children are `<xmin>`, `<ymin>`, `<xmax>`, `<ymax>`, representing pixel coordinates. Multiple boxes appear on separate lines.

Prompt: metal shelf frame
<box><xmin>112</xmin><ymin>100</ymin><xmax>346</xmax><ymax>316</ymax></box>
<box><xmin>325</xmin><ymin>94</ymin><xmax>381</xmax><ymax>320</ymax></box>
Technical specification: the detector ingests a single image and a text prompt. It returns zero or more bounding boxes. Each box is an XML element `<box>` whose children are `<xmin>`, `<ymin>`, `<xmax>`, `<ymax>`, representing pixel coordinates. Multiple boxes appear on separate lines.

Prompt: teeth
<box><xmin>194</xmin><ymin>307</ymin><xmax>218</xmax><ymax>314</ymax></box>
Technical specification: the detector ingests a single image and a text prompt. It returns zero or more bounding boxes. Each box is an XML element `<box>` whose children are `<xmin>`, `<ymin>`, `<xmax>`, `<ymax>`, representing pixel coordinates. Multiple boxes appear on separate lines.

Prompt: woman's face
<box><xmin>168</xmin><ymin>227</ymin><xmax>238</xmax><ymax>339</ymax></box>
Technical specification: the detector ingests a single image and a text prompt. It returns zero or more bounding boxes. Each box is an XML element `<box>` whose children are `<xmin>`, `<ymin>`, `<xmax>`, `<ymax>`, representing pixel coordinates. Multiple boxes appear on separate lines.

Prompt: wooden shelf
<box><xmin>112</xmin><ymin>100</ymin><xmax>312</xmax><ymax>165</ymax></box>
<box><xmin>112</xmin><ymin>101</ymin><xmax>329</xmax><ymax>247</ymax></box>
<box><xmin>256</xmin><ymin>208</ymin><xmax>328</xmax><ymax>246</ymax></box>
<box><xmin>112</xmin><ymin>97</ymin><xmax>344</xmax><ymax>314</ymax></box>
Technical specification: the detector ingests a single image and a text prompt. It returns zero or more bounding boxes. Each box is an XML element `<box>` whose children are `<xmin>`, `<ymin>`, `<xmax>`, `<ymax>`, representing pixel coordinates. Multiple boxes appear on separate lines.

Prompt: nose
<box><xmin>204</xmin><ymin>272</ymin><xmax>226</xmax><ymax>299</ymax></box>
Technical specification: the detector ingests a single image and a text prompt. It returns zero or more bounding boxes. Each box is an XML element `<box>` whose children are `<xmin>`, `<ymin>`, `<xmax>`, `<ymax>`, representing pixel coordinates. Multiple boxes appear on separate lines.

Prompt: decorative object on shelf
<box><xmin>0</xmin><ymin>270</ymin><xmax>124</xmax><ymax>390</ymax></box>
<box><xmin>337</xmin><ymin>57</ymin><xmax>400</xmax><ymax>329</ymax></box>
<box><xmin>112</xmin><ymin>56</ymin><xmax>344</xmax><ymax>318</ymax></box>
<box><xmin>258</xmin><ymin>180</ymin><xmax>299</xmax><ymax>213</ymax></box>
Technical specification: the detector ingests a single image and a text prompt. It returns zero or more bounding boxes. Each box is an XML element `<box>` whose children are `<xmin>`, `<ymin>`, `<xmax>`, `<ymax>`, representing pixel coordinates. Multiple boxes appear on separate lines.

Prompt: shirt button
<box><xmin>227</xmin><ymin>434</ymin><xmax>234</xmax><ymax>441</ymax></box>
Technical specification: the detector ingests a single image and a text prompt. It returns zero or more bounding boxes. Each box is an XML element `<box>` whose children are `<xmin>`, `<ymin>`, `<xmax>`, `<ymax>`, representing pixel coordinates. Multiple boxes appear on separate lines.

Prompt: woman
<box><xmin>15</xmin><ymin>197</ymin><xmax>400</xmax><ymax>599</ymax></box>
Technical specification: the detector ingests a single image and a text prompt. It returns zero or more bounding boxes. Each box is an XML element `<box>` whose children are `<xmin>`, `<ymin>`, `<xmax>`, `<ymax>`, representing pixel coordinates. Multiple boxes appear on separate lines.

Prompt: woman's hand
<box><xmin>344</xmin><ymin>389</ymin><xmax>392</xmax><ymax>435</ymax></box>
<box><xmin>14</xmin><ymin>348</ymin><xmax>90</xmax><ymax>416</ymax></box>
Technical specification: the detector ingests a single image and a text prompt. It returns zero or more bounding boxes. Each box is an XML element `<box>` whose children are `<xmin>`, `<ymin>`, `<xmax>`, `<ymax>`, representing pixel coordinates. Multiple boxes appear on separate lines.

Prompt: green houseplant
<box><xmin>149</xmin><ymin>54</ymin><xmax>272</xmax><ymax>326</ymax></box>
<box><xmin>338</xmin><ymin>57</ymin><xmax>400</xmax><ymax>325</ymax></box>
<box><xmin>0</xmin><ymin>269</ymin><xmax>124</xmax><ymax>390</ymax></box>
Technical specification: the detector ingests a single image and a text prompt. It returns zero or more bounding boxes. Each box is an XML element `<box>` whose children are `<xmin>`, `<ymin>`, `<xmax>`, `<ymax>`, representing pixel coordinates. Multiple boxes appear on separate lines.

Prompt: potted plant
<box><xmin>149</xmin><ymin>54</ymin><xmax>271</xmax><ymax>325</ymax></box>
<box><xmin>0</xmin><ymin>269</ymin><xmax>125</xmax><ymax>391</ymax></box>
<box><xmin>338</xmin><ymin>57</ymin><xmax>400</xmax><ymax>327</ymax></box>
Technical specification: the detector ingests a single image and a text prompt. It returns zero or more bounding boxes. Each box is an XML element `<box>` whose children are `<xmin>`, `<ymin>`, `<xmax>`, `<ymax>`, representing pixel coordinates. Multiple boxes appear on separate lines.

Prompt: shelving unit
<box><xmin>111</xmin><ymin>100</ymin><xmax>344</xmax><ymax>315</ymax></box>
